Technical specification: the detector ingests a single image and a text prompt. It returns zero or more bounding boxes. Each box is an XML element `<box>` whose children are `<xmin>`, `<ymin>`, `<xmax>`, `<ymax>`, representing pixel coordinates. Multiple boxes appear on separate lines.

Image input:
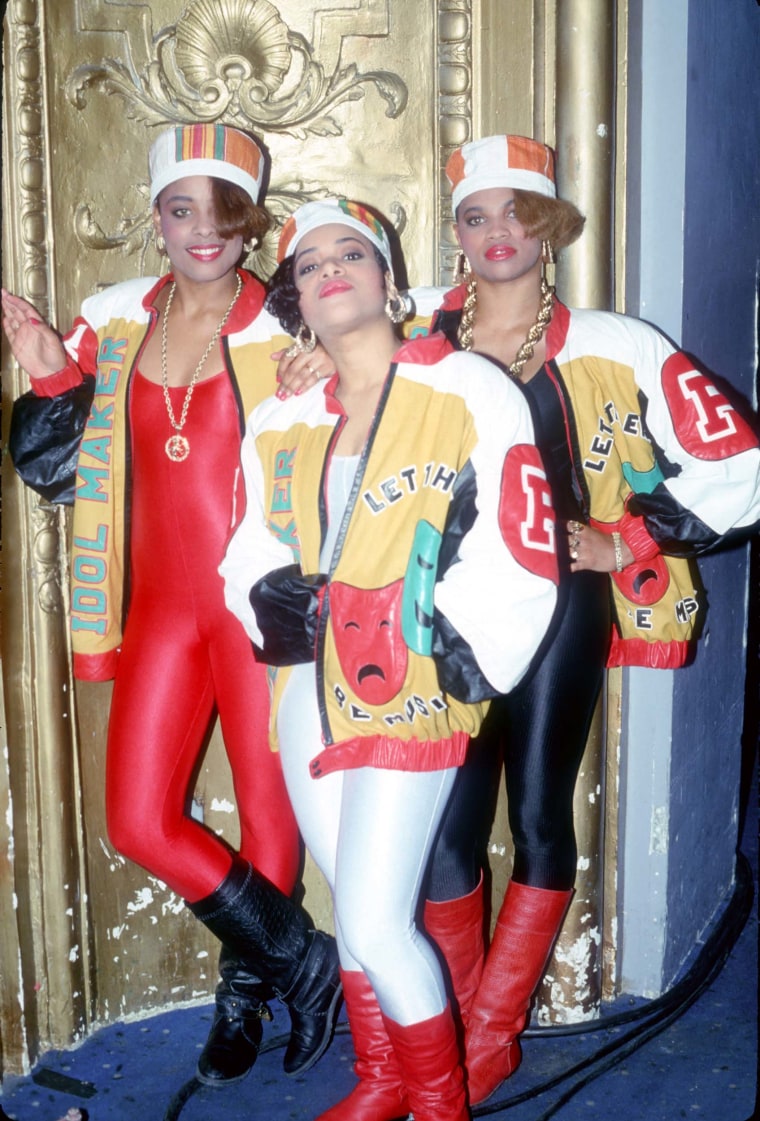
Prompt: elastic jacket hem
<box><xmin>309</xmin><ymin>730</ymin><xmax>470</xmax><ymax>778</ymax></box>
<box><xmin>73</xmin><ymin>648</ymin><xmax>121</xmax><ymax>682</ymax></box>
<box><xmin>607</xmin><ymin>633</ymin><xmax>690</xmax><ymax>669</ymax></box>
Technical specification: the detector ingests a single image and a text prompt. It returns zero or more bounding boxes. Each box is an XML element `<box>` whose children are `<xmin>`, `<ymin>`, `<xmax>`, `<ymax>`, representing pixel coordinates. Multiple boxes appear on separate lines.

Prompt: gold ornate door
<box><xmin>1</xmin><ymin>0</ymin><xmax>622</xmax><ymax>1074</ymax></box>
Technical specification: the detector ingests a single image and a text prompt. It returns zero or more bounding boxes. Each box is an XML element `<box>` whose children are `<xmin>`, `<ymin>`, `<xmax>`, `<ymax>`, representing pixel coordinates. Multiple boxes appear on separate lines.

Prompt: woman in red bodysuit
<box><xmin>1</xmin><ymin>124</ymin><xmax>340</xmax><ymax>1088</ymax></box>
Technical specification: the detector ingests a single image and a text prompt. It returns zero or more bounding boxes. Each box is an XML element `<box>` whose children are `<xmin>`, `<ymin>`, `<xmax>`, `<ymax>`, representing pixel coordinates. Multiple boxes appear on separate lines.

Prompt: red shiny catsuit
<box><xmin>105</xmin><ymin>366</ymin><xmax>299</xmax><ymax>902</ymax></box>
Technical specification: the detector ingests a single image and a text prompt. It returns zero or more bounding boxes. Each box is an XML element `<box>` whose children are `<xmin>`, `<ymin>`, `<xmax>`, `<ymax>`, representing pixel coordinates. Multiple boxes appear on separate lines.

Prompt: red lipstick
<box><xmin>319</xmin><ymin>279</ymin><xmax>353</xmax><ymax>298</ymax></box>
<box><xmin>187</xmin><ymin>245</ymin><xmax>225</xmax><ymax>263</ymax></box>
<box><xmin>485</xmin><ymin>244</ymin><xmax>516</xmax><ymax>261</ymax></box>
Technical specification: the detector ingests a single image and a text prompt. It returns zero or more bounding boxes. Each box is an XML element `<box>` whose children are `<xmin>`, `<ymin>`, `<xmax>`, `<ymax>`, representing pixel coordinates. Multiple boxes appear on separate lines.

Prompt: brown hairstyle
<box><xmin>211</xmin><ymin>180</ymin><xmax>271</xmax><ymax>243</ymax></box>
<box><xmin>155</xmin><ymin>179</ymin><xmax>271</xmax><ymax>243</ymax></box>
<box><xmin>512</xmin><ymin>189</ymin><xmax>585</xmax><ymax>250</ymax></box>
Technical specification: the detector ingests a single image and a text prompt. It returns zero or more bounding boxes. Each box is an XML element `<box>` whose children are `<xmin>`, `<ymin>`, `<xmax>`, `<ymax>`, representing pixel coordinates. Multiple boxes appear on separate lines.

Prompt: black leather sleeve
<box><xmin>432</xmin><ymin>608</ymin><xmax>502</xmax><ymax>702</ymax></box>
<box><xmin>248</xmin><ymin>565</ymin><xmax>327</xmax><ymax>666</ymax></box>
<box><xmin>628</xmin><ymin>487</ymin><xmax>723</xmax><ymax>556</ymax></box>
<box><xmin>429</xmin><ymin>459</ymin><xmax>501</xmax><ymax>701</ymax></box>
<box><xmin>8</xmin><ymin>376</ymin><xmax>95</xmax><ymax>505</ymax></box>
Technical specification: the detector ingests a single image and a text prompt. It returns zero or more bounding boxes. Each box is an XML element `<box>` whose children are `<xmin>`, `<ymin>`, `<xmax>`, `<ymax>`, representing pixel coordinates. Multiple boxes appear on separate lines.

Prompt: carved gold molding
<box><xmin>5</xmin><ymin>0</ymin><xmax>52</xmax><ymax>318</ymax></box>
<box><xmin>2</xmin><ymin>1</ymin><xmax>90</xmax><ymax>1072</ymax></box>
<box><xmin>68</xmin><ymin>0</ymin><xmax>407</xmax><ymax>136</ymax></box>
<box><xmin>3</xmin><ymin>0</ymin><xmax>70</xmax><ymax>617</ymax></box>
<box><xmin>65</xmin><ymin>0</ymin><xmax>409</xmax><ymax>276</ymax></box>
<box><xmin>436</xmin><ymin>0</ymin><xmax>472</xmax><ymax>284</ymax></box>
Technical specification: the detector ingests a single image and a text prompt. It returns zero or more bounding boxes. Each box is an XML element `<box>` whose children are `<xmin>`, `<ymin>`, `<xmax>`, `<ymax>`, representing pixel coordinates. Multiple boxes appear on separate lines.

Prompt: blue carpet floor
<box><xmin>2</xmin><ymin>793</ymin><xmax>756</xmax><ymax>1121</ymax></box>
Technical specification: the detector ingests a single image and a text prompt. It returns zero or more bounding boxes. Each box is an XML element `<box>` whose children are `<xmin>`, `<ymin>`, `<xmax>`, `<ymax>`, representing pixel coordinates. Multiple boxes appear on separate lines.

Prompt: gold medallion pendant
<box><xmin>165</xmin><ymin>434</ymin><xmax>191</xmax><ymax>462</ymax></box>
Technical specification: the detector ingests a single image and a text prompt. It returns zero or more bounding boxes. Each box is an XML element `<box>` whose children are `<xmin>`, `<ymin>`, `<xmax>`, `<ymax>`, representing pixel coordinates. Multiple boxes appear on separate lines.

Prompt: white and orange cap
<box><xmin>149</xmin><ymin>123</ymin><xmax>265</xmax><ymax>205</ymax></box>
<box><xmin>277</xmin><ymin>198</ymin><xmax>393</xmax><ymax>277</ymax></box>
<box><xmin>446</xmin><ymin>135</ymin><xmax>557</xmax><ymax>211</ymax></box>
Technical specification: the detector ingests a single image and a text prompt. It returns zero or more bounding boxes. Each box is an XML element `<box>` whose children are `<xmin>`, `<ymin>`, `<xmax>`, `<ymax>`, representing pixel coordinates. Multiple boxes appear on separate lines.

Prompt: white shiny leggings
<box><xmin>277</xmin><ymin>664</ymin><xmax>457</xmax><ymax>1025</ymax></box>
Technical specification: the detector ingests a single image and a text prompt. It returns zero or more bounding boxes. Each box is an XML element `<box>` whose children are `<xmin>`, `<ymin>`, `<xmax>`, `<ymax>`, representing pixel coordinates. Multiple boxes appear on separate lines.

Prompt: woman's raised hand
<box><xmin>272</xmin><ymin>341</ymin><xmax>336</xmax><ymax>400</ymax></box>
<box><xmin>1</xmin><ymin>288</ymin><xmax>67</xmax><ymax>379</ymax></box>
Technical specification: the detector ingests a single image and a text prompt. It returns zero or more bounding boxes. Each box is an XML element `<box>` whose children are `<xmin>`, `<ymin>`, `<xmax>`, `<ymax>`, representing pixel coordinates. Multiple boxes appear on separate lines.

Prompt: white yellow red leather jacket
<box><xmin>434</xmin><ymin>290</ymin><xmax>760</xmax><ymax>668</ymax></box>
<box><xmin>221</xmin><ymin>332</ymin><xmax>560</xmax><ymax>775</ymax></box>
<box><xmin>30</xmin><ymin>270</ymin><xmax>290</xmax><ymax>680</ymax></box>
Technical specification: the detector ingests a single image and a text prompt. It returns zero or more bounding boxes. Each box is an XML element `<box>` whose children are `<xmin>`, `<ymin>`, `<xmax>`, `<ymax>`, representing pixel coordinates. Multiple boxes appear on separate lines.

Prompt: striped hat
<box><xmin>149</xmin><ymin>124</ymin><xmax>265</xmax><ymax>204</ymax></box>
<box><xmin>277</xmin><ymin>198</ymin><xmax>393</xmax><ymax>276</ymax></box>
<box><xmin>446</xmin><ymin>135</ymin><xmax>556</xmax><ymax>211</ymax></box>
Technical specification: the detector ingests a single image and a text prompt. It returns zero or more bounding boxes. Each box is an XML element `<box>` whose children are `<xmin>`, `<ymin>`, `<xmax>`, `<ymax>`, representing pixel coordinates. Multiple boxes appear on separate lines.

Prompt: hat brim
<box><xmin>283</xmin><ymin>210</ymin><xmax>393</xmax><ymax>279</ymax></box>
<box><xmin>150</xmin><ymin>159</ymin><xmax>262</xmax><ymax>206</ymax></box>
<box><xmin>452</xmin><ymin>168</ymin><xmax>556</xmax><ymax>211</ymax></box>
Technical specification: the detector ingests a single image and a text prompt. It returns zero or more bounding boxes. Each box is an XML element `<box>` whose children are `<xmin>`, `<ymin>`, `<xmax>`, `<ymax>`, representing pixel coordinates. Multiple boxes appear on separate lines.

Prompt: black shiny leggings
<box><xmin>427</xmin><ymin>570</ymin><xmax>610</xmax><ymax>901</ymax></box>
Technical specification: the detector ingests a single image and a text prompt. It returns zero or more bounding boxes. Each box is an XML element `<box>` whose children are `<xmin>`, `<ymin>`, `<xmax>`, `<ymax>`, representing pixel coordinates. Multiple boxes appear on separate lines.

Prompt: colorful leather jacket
<box><xmin>29</xmin><ymin>270</ymin><xmax>291</xmax><ymax>681</ymax></box>
<box><xmin>221</xmin><ymin>332</ymin><xmax>560</xmax><ymax>776</ymax></box>
<box><xmin>434</xmin><ymin>288</ymin><xmax>760</xmax><ymax>668</ymax></box>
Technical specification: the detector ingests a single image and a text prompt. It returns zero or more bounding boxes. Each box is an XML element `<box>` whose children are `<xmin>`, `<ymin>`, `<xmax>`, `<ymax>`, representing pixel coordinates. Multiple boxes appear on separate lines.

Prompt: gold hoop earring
<box><xmin>155</xmin><ymin>234</ymin><xmax>166</xmax><ymax>254</ymax></box>
<box><xmin>284</xmin><ymin>321</ymin><xmax>317</xmax><ymax>358</ymax></box>
<box><xmin>384</xmin><ymin>275</ymin><xmax>408</xmax><ymax>324</ymax></box>
<box><xmin>453</xmin><ymin>251</ymin><xmax>471</xmax><ymax>285</ymax></box>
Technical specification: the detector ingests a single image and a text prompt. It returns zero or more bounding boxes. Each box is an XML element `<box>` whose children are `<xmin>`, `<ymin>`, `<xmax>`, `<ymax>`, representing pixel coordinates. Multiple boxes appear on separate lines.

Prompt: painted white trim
<box><xmin>619</xmin><ymin>0</ymin><xmax>689</xmax><ymax>995</ymax></box>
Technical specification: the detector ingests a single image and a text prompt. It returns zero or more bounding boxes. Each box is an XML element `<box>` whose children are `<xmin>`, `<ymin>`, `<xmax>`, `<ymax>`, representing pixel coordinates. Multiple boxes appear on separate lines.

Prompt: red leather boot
<box><xmin>383</xmin><ymin>1003</ymin><xmax>469</xmax><ymax>1121</ymax></box>
<box><xmin>317</xmin><ymin>970</ymin><xmax>408</xmax><ymax>1121</ymax></box>
<box><xmin>465</xmin><ymin>880</ymin><xmax>572</xmax><ymax>1105</ymax></box>
<box><xmin>424</xmin><ymin>873</ymin><xmax>485</xmax><ymax>1033</ymax></box>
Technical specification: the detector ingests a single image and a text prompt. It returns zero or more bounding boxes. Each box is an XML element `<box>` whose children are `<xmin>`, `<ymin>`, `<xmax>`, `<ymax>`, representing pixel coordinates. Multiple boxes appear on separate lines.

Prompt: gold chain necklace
<box><xmin>161</xmin><ymin>272</ymin><xmax>243</xmax><ymax>462</ymax></box>
<box><xmin>509</xmin><ymin>278</ymin><xmax>554</xmax><ymax>380</ymax></box>
<box><xmin>457</xmin><ymin>276</ymin><xmax>555</xmax><ymax>381</ymax></box>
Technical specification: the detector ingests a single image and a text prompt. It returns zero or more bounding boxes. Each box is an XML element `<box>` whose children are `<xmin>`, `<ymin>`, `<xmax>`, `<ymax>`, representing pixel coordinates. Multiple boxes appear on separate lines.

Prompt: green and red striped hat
<box><xmin>149</xmin><ymin>123</ymin><xmax>265</xmax><ymax>205</ymax></box>
<box><xmin>277</xmin><ymin>198</ymin><xmax>393</xmax><ymax>276</ymax></box>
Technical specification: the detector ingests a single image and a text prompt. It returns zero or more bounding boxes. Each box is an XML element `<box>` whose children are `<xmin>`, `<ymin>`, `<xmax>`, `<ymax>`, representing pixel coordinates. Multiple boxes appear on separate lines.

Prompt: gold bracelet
<box><xmin>612</xmin><ymin>531</ymin><xmax>624</xmax><ymax>573</ymax></box>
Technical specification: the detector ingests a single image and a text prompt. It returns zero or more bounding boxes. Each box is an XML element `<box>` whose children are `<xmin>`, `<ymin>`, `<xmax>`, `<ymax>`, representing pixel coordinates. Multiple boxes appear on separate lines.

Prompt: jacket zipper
<box><xmin>313</xmin><ymin>365</ymin><xmax>398</xmax><ymax>745</ymax></box>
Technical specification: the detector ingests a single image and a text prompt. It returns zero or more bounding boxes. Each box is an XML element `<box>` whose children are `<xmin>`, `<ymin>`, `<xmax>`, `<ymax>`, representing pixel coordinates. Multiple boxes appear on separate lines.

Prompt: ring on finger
<box><xmin>570</xmin><ymin>547</ymin><xmax>579</xmax><ymax>561</ymax></box>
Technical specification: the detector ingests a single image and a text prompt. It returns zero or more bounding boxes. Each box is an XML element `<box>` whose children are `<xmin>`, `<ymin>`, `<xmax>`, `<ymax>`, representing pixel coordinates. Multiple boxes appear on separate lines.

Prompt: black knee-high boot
<box><xmin>196</xmin><ymin>946</ymin><xmax>274</xmax><ymax>1085</ymax></box>
<box><xmin>188</xmin><ymin>856</ymin><xmax>343</xmax><ymax>1077</ymax></box>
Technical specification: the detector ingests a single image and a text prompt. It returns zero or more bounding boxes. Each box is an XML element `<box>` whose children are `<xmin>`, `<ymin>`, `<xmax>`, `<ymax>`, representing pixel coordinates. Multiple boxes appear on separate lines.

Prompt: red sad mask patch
<box><xmin>329</xmin><ymin>579</ymin><xmax>408</xmax><ymax>706</ymax></box>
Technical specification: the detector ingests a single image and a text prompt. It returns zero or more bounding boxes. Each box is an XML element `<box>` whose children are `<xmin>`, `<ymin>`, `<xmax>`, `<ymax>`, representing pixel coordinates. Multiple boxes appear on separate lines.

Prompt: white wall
<box><xmin>618</xmin><ymin>0</ymin><xmax>689</xmax><ymax>995</ymax></box>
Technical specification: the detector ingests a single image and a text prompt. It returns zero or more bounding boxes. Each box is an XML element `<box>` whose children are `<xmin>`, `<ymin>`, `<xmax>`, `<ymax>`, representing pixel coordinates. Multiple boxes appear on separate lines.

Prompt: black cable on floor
<box><xmin>472</xmin><ymin>848</ymin><xmax>754</xmax><ymax>1118</ymax></box>
<box><xmin>163</xmin><ymin>1076</ymin><xmax>203</xmax><ymax>1121</ymax></box>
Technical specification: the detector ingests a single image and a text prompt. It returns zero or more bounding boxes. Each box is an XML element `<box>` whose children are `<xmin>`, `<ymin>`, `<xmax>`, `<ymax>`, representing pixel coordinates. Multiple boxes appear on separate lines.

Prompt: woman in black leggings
<box><xmin>423</xmin><ymin>133</ymin><xmax>760</xmax><ymax>1106</ymax></box>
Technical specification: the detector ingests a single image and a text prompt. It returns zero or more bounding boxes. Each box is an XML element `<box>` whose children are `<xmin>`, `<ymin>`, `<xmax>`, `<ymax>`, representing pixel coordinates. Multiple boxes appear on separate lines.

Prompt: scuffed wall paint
<box><xmin>649</xmin><ymin>805</ymin><xmax>669</xmax><ymax>855</ymax></box>
<box><xmin>537</xmin><ymin>918</ymin><xmax>603</xmax><ymax>1025</ymax></box>
<box><xmin>209</xmin><ymin>797</ymin><xmax>235</xmax><ymax>814</ymax></box>
<box><xmin>2</xmin><ymin>721</ymin><xmax>30</xmax><ymax>1075</ymax></box>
